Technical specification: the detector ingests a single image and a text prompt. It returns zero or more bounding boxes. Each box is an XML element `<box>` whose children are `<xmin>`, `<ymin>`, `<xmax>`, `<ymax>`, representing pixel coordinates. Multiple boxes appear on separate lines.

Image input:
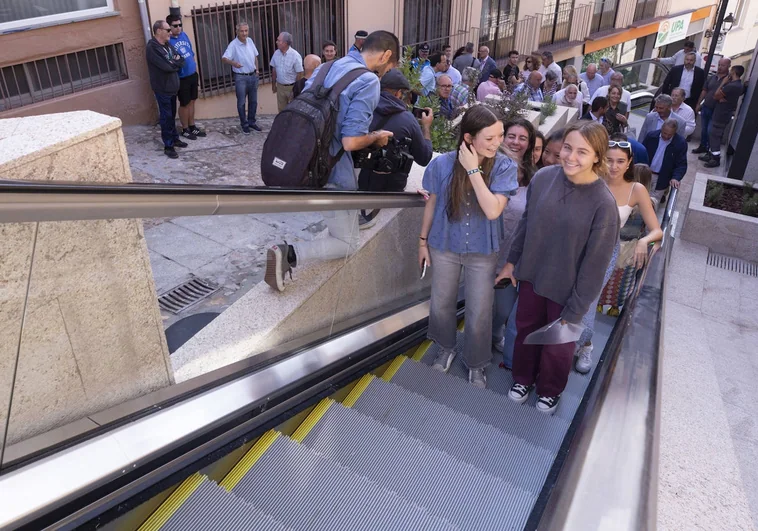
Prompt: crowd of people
<box><xmin>145</xmin><ymin>22</ymin><xmax>745</xmax><ymax>415</ymax></box>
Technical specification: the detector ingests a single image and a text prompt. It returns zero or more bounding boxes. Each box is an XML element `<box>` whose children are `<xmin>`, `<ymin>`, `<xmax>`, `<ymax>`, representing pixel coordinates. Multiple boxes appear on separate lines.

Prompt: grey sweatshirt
<box><xmin>507</xmin><ymin>165</ymin><xmax>620</xmax><ymax>323</ymax></box>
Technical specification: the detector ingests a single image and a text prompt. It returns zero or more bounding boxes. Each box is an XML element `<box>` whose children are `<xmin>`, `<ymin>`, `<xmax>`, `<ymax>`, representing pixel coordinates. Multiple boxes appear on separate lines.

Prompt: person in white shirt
<box><xmin>538</xmin><ymin>50</ymin><xmax>562</xmax><ymax>85</ymax></box>
<box><xmin>590</xmin><ymin>72</ymin><xmax>631</xmax><ymax>109</ymax></box>
<box><xmin>598</xmin><ymin>57</ymin><xmax>615</xmax><ymax>85</ymax></box>
<box><xmin>435</xmin><ymin>55</ymin><xmax>461</xmax><ymax>85</ymax></box>
<box><xmin>582</xmin><ymin>96</ymin><xmax>608</xmax><ymax>124</ymax></box>
<box><xmin>222</xmin><ymin>21</ymin><xmax>262</xmax><ymax>133</ymax></box>
<box><xmin>580</xmin><ymin>63</ymin><xmax>606</xmax><ymax>99</ymax></box>
<box><xmin>670</xmin><ymin>88</ymin><xmax>696</xmax><ymax>137</ymax></box>
<box><xmin>655</xmin><ymin>40</ymin><xmax>704</xmax><ymax>69</ymax></box>
<box><xmin>563</xmin><ymin>66</ymin><xmax>589</xmax><ymax>102</ymax></box>
<box><xmin>270</xmin><ymin>31</ymin><xmax>304</xmax><ymax>112</ymax></box>
<box><xmin>553</xmin><ymin>84</ymin><xmax>583</xmax><ymax>111</ymax></box>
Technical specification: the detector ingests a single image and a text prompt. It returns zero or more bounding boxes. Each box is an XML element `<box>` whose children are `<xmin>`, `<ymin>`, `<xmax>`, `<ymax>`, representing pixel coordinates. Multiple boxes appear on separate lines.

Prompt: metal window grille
<box><xmin>633</xmin><ymin>0</ymin><xmax>658</xmax><ymax>22</ymax></box>
<box><xmin>539</xmin><ymin>0</ymin><xmax>573</xmax><ymax>46</ymax></box>
<box><xmin>590</xmin><ymin>0</ymin><xmax>619</xmax><ymax>34</ymax></box>
<box><xmin>479</xmin><ymin>0</ymin><xmax>518</xmax><ymax>59</ymax></box>
<box><xmin>0</xmin><ymin>43</ymin><xmax>128</xmax><ymax>112</ymax></box>
<box><xmin>191</xmin><ymin>0</ymin><xmax>344</xmax><ymax>97</ymax></box>
<box><xmin>403</xmin><ymin>0</ymin><xmax>454</xmax><ymax>46</ymax></box>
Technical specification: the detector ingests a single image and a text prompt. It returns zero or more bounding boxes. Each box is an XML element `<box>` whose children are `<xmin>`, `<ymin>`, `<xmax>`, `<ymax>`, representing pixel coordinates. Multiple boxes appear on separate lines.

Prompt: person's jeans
<box><xmin>492</xmin><ymin>283</ymin><xmax>517</xmax><ymax>342</ymax></box>
<box><xmin>154</xmin><ymin>92</ymin><xmax>179</xmax><ymax>148</ymax></box>
<box><xmin>699</xmin><ymin>105</ymin><xmax>713</xmax><ymax>149</ymax></box>
<box><xmin>234</xmin><ymin>74</ymin><xmax>259</xmax><ymax>128</ymax></box>
<box><xmin>512</xmin><ymin>281</ymin><xmax>574</xmax><ymax>397</ymax></box>
<box><xmin>428</xmin><ymin>248</ymin><xmax>498</xmax><ymax>370</ymax></box>
<box><xmin>292</xmin><ymin>210</ymin><xmax>360</xmax><ymax>264</ymax></box>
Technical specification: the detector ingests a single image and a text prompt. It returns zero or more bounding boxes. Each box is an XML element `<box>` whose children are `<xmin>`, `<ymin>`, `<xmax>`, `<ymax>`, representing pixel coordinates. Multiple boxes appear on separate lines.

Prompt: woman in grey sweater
<box><xmin>496</xmin><ymin>121</ymin><xmax>619</xmax><ymax>414</ymax></box>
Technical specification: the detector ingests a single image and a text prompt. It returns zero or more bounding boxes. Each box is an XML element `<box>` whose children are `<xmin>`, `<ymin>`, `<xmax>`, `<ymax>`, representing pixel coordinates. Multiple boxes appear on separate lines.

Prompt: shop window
<box><xmin>0</xmin><ymin>0</ymin><xmax>114</xmax><ymax>32</ymax></box>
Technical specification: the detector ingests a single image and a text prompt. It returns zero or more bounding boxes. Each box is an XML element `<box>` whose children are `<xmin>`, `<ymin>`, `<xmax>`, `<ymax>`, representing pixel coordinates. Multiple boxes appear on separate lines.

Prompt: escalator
<box><xmin>137</xmin><ymin>315</ymin><xmax>613</xmax><ymax>531</ymax></box>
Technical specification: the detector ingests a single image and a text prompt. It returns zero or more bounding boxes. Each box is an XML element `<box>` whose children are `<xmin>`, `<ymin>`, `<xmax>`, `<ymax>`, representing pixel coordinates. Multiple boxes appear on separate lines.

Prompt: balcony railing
<box><xmin>589</xmin><ymin>0</ymin><xmax>619</xmax><ymax>34</ymax></box>
<box><xmin>537</xmin><ymin>2</ymin><xmax>592</xmax><ymax>47</ymax></box>
<box><xmin>633</xmin><ymin>0</ymin><xmax>658</xmax><ymax>22</ymax></box>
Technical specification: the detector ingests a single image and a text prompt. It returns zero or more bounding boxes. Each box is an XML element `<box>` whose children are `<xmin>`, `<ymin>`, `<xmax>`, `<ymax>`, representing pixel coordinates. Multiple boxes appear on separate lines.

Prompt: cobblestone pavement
<box><xmin>123</xmin><ymin>117</ymin><xmax>328</xmax><ymax>332</ymax></box>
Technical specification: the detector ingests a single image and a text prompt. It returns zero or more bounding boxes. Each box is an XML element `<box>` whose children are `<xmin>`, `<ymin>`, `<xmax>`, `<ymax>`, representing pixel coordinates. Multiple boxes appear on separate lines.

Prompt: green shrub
<box><xmin>705</xmin><ymin>182</ymin><xmax>724</xmax><ymax>205</ymax></box>
<box><xmin>742</xmin><ymin>195</ymin><xmax>758</xmax><ymax>217</ymax></box>
<box><xmin>540</xmin><ymin>94</ymin><xmax>557</xmax><ymax>123</ymax></box>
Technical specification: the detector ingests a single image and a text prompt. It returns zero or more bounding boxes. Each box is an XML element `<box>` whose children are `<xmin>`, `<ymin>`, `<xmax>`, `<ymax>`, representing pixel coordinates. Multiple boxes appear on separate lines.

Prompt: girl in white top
<box><xmin>574</xmin><ymin>138</ymin><xmax>664</xmax><ymax>373</ymax></box>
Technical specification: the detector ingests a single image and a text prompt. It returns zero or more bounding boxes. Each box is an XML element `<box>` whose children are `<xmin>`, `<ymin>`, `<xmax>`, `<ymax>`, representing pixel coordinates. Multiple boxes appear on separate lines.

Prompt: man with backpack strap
<box><xmin>263</xmin><ymin>30</ymin><xmax>400</xmax><ymax>292</ymax></box>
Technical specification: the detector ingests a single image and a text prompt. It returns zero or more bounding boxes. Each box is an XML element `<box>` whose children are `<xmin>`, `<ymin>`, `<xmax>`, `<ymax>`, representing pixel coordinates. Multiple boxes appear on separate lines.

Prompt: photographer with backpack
<box><xmin>356</xmin><ymin>68</ymin><xmax>433</xmax><ymax>229</ymax></box>
<box><xmin>263</xmin><ymin>30</ymin><xmax>400</xmax><ymax>292</ymax></box>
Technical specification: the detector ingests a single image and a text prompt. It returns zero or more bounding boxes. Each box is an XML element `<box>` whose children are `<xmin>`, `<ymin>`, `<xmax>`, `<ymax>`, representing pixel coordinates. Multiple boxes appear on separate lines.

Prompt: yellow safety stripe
<box><xmin>343</xmin><ymin>374</ymin><xmax>375</xmax><ymax>407</ymax></box>
<box><xmin>381</xmin><ymin>356</ymin><xmax>406</xmax><ymax>382</ymax></box>
<box><xmin>138</xmin><ymin>472</ymin><xmax>205</xmax><ymax>531</ymax></box>
<box><xmin>457</xmin><ymin>319</ymin><xmax>465</xmax><ymax>332</ymax></box>
<box><xmin>411</xmin><ymin>339</ymin><xmax>433</xmax><ymax>362</ymax></box>
<box><xmin>291</xmin><ymin>398</ymin><xmax>333</xmax><ymax>443</ymax></box>
<box><xmin>220</xmin><ymin>430</ymin><xmax>280</xmax><ymax>491</ymax></box>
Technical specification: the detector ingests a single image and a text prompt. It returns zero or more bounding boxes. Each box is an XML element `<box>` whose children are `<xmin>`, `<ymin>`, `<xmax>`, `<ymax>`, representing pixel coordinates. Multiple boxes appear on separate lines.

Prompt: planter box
<box><xmin>680</xmin><ymin>173</ymin><xmax>758</xmax><ymax>262</ymax></box>
<box><xmin>538</xmin><ymin>106</ymin><xmax>570</xmax><ymax>137</ymax></box>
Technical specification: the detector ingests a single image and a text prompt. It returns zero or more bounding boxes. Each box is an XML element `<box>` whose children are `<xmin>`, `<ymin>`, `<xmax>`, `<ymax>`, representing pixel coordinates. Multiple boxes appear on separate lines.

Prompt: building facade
<box><xmin>0</xmin><ymin>0</ymin><xmax>155</xmax><ymax>125</ymax></box>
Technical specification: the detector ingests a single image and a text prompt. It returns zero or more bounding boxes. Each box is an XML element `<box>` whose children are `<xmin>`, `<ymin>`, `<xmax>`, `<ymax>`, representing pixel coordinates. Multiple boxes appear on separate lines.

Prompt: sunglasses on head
<box><xmin>609</xmin><ymin>141</ymin><xmax>632</xmax><ymax>149</ymax></box>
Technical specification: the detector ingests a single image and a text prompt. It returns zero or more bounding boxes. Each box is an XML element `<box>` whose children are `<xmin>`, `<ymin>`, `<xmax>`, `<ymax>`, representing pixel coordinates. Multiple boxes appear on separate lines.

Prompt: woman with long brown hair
<box><xmin>419</xmin><ymin>105</ymin><xmax>519</xmax><ymax>389</ymax></box>
<box><xmin>604</xmin><ymin>84</ymin><xmax>629</xmax><ymax>135</ymax></box>
<box><xmin>496</xmin><ymin>121</ymin><xmax>619</xmax><ymax>414</ymax></box>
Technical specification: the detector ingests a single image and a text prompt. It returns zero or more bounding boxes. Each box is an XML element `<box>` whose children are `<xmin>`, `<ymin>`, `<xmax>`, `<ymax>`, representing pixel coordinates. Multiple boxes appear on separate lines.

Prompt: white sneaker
<box><xmin>508</xmin><ymin>382</ymin><xmax>533</xmax><ymax>404</ymax></box>
<box><xmin>575</xmin><ymin>343</ymin><xmax>593</xmax><ymax>374</ymax></box>
<box><xmin>468</xmin><ymin>368</ymin><xmax>487</xmax><ymax>389</ymax></box>
<box><xmin>432</xmin><ymin>349</ymin><xmax>456</xmax><ymax>373</ymax></box>
<box><xmin>536</xmin><ymin>394</ymin><xmax>561</xmax><ymax>415</ymax></box>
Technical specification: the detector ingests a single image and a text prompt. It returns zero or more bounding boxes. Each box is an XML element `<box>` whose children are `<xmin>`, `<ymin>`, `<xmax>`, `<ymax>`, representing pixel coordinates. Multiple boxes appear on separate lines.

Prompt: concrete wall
<box><xmin>720</xmin><ymin>0</ymin><xmax>758</xmax><ymax>59</ymax></box>
<box><xmin>0</xmin><ymin>111</ymin><xmax>172</xmax><ymax>448</ymax></box>
<box><xmin>0</xmin><ymin>0</ymin><xmax>155</xmax><ymax>125</ymax></box>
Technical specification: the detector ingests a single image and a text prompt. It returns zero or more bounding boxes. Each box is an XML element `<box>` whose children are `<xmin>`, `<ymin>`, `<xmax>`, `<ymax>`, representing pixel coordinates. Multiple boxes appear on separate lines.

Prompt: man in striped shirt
<box><xmin>270</xmin><ymin>32</ymin><xmax>304</xmax><ymax>112</ymax></box>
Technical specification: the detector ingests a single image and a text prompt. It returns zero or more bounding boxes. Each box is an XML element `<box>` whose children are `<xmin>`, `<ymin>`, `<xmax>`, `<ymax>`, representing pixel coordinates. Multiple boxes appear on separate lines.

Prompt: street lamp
<box><xmin>722</xmin><ymin>13</ymin><xmax>735</xmax><ymax>33</ymax></box>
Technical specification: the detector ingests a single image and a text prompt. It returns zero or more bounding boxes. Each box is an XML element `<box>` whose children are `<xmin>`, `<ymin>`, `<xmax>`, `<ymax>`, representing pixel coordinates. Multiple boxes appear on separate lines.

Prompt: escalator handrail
<box><xmin>534</xmin><ymin>187</ymin><xmax>678</xmax><ymax>530</ymax></box>
<box><xmin>0</xmin><ymin>181</ymin><xmax>425</xmax><ymax>222</ymax></box>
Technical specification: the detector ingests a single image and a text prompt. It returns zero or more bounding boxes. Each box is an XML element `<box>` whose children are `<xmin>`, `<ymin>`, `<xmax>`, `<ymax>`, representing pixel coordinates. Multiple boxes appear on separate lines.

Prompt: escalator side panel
<box><xmin>300</xmin><ymin>399</ymin><xmax>535</xmax><ymax>530</ymax></box>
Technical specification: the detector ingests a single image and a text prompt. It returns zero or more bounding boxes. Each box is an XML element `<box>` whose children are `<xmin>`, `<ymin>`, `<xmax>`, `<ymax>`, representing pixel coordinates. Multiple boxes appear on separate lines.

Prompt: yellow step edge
<box><xmin>138</xmin><ymin>472</ymin><xmax>206</xmax><ymax>531</ymax></box>
<box><xmin>411</xmin><ymin>339</ymin><xmax>433</xmax><ymax>362</ymax></box>
<box><xmin>291</xmin><ymin>398</ymin><xmax>334</xmax><ymax>443</ymax></box>
<box><xmin>220</xmin><ymin>430</ymin><xmax>280</xmax><ymax>492</ymax></box>
<box><xmin>457</xmin><ymin>319</ymin><xmax>465</xmax><ymax>332</ymax></box>
<box><xmin>342</xmin><ymin>374</ymin><xmax>375</xmax><ymax>408</ymax></box>
<box><xmin>381</xmin><ymin>355</ymin><xmax>407</xmax><ymax>382</ymax></box>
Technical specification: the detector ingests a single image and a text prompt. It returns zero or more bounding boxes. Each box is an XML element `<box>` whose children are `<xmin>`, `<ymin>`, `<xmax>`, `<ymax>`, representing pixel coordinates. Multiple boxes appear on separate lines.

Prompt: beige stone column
<box><xmin>0</xmin><ymin>111</ymin><xmax>172</xmax><ymax>452</ymax></box>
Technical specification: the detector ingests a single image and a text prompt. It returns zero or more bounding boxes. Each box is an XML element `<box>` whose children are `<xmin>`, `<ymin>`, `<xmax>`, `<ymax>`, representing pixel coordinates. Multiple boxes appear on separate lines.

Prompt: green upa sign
<box><xmin>656</xmin><ymin>13</ymin><xmax>692</xmax><ymax>47</ymax></box>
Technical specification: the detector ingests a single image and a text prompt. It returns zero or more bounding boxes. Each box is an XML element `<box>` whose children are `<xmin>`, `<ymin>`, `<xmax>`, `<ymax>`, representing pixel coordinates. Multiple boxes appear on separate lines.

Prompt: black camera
<box><xmin>354</xmin><ymin>137</ymin><xmax>414</xmax><ymax>174</ymax></box>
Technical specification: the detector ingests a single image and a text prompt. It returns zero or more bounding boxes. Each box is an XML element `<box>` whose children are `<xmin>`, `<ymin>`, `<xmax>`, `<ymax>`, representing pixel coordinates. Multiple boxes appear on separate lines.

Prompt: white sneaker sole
<box><xmin>432</xmin><ymin>353</ymin><xmax>455</xmax><ymax>373</ymax></box>
<box><xmin>264</xmin><ymin>246</ymin><xmax>285</xmax><ymax>292</ymax></box>
<box><xmin>509</xmin><ymin>386</ymin><xmax>532</xmax><ymax>404</ymax></box>
<box><xmin>536</xmin><ymin>398</ymin><xmax>560</xmax><ymax>415</ymax></box>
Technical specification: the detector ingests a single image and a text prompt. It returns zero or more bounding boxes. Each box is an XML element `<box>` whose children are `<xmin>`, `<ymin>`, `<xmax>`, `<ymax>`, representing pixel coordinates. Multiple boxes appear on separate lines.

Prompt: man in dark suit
<box><xmin>478</xmin><ymin>45</ymin><xmax>498</xmax><ymax>84</ymax></box>
<box><xmin>660</xmin><ymin>52</ymin><xmax>705</xmax><ymax>108</ymax></box>
<box><xmin>642</xmin><ymin>119</ymin><xmax>687</xmax><ymax>205</ymax></box>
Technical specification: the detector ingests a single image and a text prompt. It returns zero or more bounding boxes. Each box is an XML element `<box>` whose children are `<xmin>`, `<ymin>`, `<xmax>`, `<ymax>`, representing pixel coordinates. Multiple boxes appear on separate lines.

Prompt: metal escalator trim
<box><xmin>410</xmin><ymin>339</ymin><xmax>433</xmax><ymax>362</ymax></box>
<box><xmin>342</xmin><ymin>374</ymin><xmax>375</xmax><ymax>408</ymax></box>
<box><xmin>219</xmin><ymin>431</ymin><xmax>280</xmax><ymax>492</ymax></box>
<box><xmin>381</xmin><ymin>356</ymin><xmax>407</xmax><ymax>382</ymax></box>
<box><xmin>290</xmin><ymin>399</ymin><xmax>335</xmax><ymax>443</ymax></box>
<box><xmin>137</xmin><ymin>472</ymin><xmax>206</xmax><ymax>531</ymax></box>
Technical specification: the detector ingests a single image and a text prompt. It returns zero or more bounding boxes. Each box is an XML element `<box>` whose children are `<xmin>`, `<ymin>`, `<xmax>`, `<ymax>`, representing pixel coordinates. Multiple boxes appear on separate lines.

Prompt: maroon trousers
<box><xmin>512</xmin><ymin>281</ymin><xmax>575</xmax><ymax>397</ymax></box>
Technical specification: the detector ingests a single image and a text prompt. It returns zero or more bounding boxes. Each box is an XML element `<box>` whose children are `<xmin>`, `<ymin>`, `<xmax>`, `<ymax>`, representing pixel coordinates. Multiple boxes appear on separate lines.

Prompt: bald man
<box><xmin>293</xmin><ymin>54</ymin><xmax>322</xmax><ymax>98</ymax></box>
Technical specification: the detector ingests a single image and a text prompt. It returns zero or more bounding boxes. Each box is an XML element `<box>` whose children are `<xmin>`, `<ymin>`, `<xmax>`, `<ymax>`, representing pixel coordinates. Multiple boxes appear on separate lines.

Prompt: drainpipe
<box><xmin>138</xmin><ymin>0</ymin><xmax>151</xmax><ymax>42</ymax></box>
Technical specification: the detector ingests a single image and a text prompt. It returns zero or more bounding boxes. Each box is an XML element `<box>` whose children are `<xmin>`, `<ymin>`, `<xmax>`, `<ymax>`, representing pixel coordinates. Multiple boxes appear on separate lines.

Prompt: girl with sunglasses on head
<box><xmin>574</xmin><ymin>136</ymin><xmax>663</xmax><ymax>373</ymax></box>
<box><xmin>419</xmin><ymin>105</ymin><xmax>519</xmax><ymax>389</ymax></box>
<box><xmin>496</xmin><ymin>121</ymin><xmax>619</xmax><ymax>414</ymax></box>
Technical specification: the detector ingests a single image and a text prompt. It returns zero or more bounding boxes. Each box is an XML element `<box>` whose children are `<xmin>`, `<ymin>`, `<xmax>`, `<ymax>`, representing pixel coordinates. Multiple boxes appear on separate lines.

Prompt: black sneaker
<box><xmin>189</xmin><ymin>126</ymin><xmax>206</xmax><ymax>137</ymax></box>
<box><xmin>536</xmin><ymin>394</ymin><xmax>561</xmax><ymax>415</ymax></box>
<box><xmin>698</xmin><ymin>152</ymin><xmax>713</xmax><ymax>162</ymax></box>
<box><xmin>508</xmin><ymin>382</ymin><xmax>533</xmax><ymax>404</ymax></box>
<box><xmin>358</xmin><ymin>209</ymin><xmax>380</xmax><ymax>230</ymax></box>
<box><xmin>704</xmin><ymin>156</ymin><xmax>721</xmax><ymax>168</ymax></box>
<box><xmin>691</xmin><ymin>145</ymin><xmax>708</xmax><ymax>154</ymax></box>
<box><xmin>174</xmin><ymin>139</ymin><xmax>189</xmax><ymax>148</ymax></box>
<box><xmin>250</xmin><ymin>123</ymin><xmax>262</xmax><ymax>132</ymax></box>
<box><xmin>164</xmin><ymin>147</ymin><xmax>178</xmax><ymax>159</ymax></box>
<box><xmin>265</xmin><ymin>242</ymin><xmax>294</xmax><ymax>292</ymax></box>
<box><xmin>242</xmin><ymin>126</ymin><xmax>251</xmax><ymax>135</ymax></box>
<box><xmin>181</xmin><ymin>128</ymin><xmax>197</xmax><ymax>140</ymax></box>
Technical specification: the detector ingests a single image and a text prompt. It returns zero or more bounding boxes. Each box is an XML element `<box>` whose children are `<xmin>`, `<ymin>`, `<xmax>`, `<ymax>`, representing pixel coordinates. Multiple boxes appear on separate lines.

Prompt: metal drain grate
<box><xmin>707</xmin><ymin>251</ymin><xmax>758</xmax><ymax>277</ymax></box>
<box><xmin>158</xmin><ymin>278</ymin><xmax>220</xmax><ymax>314</ymax></box>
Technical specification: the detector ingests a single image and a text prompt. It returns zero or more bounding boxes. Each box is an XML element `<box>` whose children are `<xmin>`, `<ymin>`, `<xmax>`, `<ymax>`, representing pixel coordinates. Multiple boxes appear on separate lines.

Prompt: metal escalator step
<box><xmin>351</xmin><ymin>377</ymin><xmax>555</xmax><ymax>494</ymax></box>
<box><xmin>232</xmin><ymin>433</ymin><xmax>457</xmax><ymax>531</ymax></box>
<box><xmin>419</xmin><ymin>332</ymin><xmax>594</xmax><ymax>400</ymax></box>
<box><xmin>160</xmin><ymin>476</ymin><xmax>290</xmax><ymax>531</ymax></box>
<box><xmin>300</xmin><ymin>400</ymin><xmax>535</xmax><ymax>530</ymax></box>
<box><xmin>385</xmin><ymin>357</ymin><xmax>571</xmax><ymax>452</ymax></box>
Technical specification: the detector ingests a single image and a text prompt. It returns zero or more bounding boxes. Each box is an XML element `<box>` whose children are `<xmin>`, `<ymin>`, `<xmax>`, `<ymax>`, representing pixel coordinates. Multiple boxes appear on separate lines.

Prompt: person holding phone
<box><xmin>496</xmin><ymin>121</ymin><xmax>619</xmax><ymax>414</ymax></box>
<box><xmin>419</xmin><ymin>106</ymin><xmax>519</xmax><ymax>389</ymax></box>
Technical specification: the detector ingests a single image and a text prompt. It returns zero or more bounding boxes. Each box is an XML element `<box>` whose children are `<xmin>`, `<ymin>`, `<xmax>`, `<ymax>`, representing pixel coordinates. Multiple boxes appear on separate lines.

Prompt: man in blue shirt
<box><xmin>222</xmin><ymin>21</ymin><xmax>262</xmax><ymax>133</ymax></box>
<box><xmin>264</xmin><ymin>31</ymin><xmax>400</xmax><ymax>292</ymax></box>
<box><xmin>168</xmin><ymin>14</ymin><xmax>205</xmax><ymax>140</ymax></box>
<box><xmin>411</xmin><ymin>43</ymin><xmax>431</xmax><ymax>70</ymax></box>
<box><xmin>348</xmin><ymin>30</ymin><xmax>368</xmax><ymax>59</ymax></box>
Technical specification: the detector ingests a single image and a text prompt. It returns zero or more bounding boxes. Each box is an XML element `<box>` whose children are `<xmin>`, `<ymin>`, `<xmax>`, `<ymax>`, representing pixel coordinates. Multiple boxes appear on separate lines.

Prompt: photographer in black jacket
<box><xmin>358</xmin><ymin>69</ymin><xmax>433</xmax><ymax>228</ymax></box>
<box><xmin>146</xmin><ymin>20</ymin><xmax>186</xmax><ymax>159</ymax></box>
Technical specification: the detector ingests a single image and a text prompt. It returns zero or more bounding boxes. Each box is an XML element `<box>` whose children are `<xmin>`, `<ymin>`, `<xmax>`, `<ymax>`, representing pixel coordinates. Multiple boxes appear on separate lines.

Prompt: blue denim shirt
<box><xmin>306</xmin><ymin>55</ymin><xmax>379</xmax><ymax>190</ymax></box>
<box><xmin>422</xmin><ymin>152</ymin><xmax>519</xmax><ymax>255</ymax></box>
